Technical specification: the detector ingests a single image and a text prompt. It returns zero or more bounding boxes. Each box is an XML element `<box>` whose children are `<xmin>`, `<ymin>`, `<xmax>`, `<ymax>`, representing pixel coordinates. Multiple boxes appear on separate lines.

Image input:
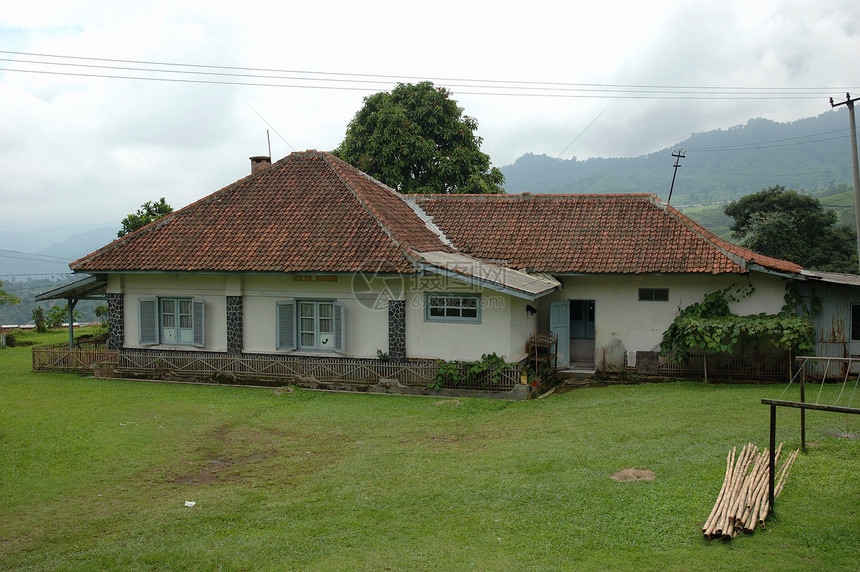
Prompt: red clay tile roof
<box><xmin>412</xmin><ymin>193</ymin><xmax>802</xmax><ymax>275</ymax></box>
<box><xmin>72</xmin><ymin>151</ymin><xmax>802</xmax><ymax>277</ymax></box>
<box><xmin>72</xmin><ymin>151</ymin><xmax>451</xmax><ymax>274</ymax></box>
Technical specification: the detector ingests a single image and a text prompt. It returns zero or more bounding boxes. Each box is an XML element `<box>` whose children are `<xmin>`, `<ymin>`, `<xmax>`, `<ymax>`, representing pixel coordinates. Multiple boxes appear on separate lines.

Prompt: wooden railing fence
<box><xmin>658</xmin><ymin>351</ymin><xmax>791</xmax><ymax>382</ymax></box>
<box><xmin>31</xmin><ymin>343</ymin><xmax>522</xmax><ymax>390</ymax></box>
<box><xmin>32</xmin><ymin>342</ymin><xmax>117</xmax><ymax>373</ymax></box>
<box><xmin>116</xmin><ymin>350</ymin><xmax>521</xmax><ymax>390</ymax></box>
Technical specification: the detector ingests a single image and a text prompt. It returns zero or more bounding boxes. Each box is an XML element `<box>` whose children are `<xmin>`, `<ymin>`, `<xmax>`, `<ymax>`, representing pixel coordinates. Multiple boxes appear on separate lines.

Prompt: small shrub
<box><xmin>32</xmin><ymin>307</ymin><xmax>47</xmax><ymax>333</ymax></box>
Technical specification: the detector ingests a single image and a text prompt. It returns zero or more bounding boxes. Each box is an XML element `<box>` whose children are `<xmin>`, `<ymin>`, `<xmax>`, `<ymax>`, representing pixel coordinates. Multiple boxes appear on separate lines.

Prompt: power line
<box><xmin>0</xmin><ymin>250</ymin><xmax>73</xmax><ymax>263</ymax></box>
<box><xmin>685</xmin><ymin>164</ymin><xmax>854</xmax><ymax>178</ymax></box>
<box><xmin>2</xmin><ymin>49</ymin><xmax>854</xmax><ymax>93</ymax></box>
<box><xmin>2</xmin><ymin>50</ymin><xmax>858</xmax><ymax>100</ymax></box>
<box><xmin>3</xmin><ymin>272</ymin><xmax>75</xmax><ymax>292</ymax></box>
<box><xmin>687</xmin><ymin>129</ymin><xmax>854</xmax><ymax>152</ymax></box>
<box><xmin>4</xmin><ymin>67</ymin><xmax>843</xmax><ymax>100</ymax></box>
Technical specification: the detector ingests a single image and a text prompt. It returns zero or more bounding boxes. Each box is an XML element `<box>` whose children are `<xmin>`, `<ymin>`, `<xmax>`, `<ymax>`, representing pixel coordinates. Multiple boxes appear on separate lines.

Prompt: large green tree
<box><xmin>724</xmin><ymin>185</ymin><xmax>858</xmax><ymax>272</ymax></box>
<box><xmin>118</xmin><ymin>198</ymin><xmax>173</xmax><ymax>237</ymax></box>
<box><xmin>334</xmin><ymin>82</ymin><xmax>504</xmax><ymax>194</ymax></box>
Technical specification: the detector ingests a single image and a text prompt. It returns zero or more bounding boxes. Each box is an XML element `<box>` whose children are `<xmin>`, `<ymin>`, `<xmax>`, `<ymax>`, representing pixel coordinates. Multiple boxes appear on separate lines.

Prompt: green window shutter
<box><xmin>192</xmin><ymin>298</ymin><xmax>205</xmax><ymax>348</ymax></box>
<box><xmin>277</xmin><ymin>299</ymin><xmax>296</xmax><ymax>351</ymax></box>
<box><xmin>333</xmin><ymin>302</ymin><xmax>345</xmax><ymax>354</ymax></box>
<box><xmin>139</xmin><ymin>297</ymin><xmax>158</xmax><ymax>346</ymax></box>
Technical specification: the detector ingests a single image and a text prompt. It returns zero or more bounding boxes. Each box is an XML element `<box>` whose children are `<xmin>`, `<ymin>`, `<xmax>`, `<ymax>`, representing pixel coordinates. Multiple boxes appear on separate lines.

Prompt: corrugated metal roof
<box><xmin>418</xmin><ymin>251</ymin><xmax>560</xmax><ymax>299</ymax></box>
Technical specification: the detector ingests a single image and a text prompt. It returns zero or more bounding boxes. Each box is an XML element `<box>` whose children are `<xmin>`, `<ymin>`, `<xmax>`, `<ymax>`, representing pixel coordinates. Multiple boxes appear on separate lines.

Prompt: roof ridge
<box><xmin>401</xmin><ymin>197</ymin><xmax>455</xmax><ymax>249</ymax></box>
<box><xmin>415</xmin><ymin>192</ymin><xmax>657</xmax><ymax>200</ymax></box>
<box><xmin>321</xmin><ymin>153</ymin><xmax>421</xmax><ymax>267</ymax></box>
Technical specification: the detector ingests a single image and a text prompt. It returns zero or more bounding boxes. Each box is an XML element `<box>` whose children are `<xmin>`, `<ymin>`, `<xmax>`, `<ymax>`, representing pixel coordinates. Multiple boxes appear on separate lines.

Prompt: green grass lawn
<box><xmin>1</xmin><ymin>330</ymin><xmax>859</xmax><ymax>571</ymax></box>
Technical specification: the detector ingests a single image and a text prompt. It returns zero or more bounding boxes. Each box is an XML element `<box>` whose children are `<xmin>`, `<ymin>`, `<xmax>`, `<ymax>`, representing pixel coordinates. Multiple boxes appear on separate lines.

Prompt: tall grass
<box><xmin>1</xmin><ymin>330</ymin><xmax>858</xmax><ymax>570</ymax></box>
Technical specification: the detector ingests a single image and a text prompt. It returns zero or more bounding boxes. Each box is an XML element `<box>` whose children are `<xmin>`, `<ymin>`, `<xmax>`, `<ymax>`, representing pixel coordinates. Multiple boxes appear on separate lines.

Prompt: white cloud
<box><xmin>1</xmin><ymin>0</ymin><xmax>859</xmax><ymax>232</ymax></box>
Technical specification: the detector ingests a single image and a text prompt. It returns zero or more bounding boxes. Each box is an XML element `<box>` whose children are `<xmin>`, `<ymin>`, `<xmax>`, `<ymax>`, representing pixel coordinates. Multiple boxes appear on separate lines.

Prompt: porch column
<box><xmin>388</xmin><ymin>299</ymin><xmax>406</xmax><ymax>362</ymax></box>
<box><xmin>226</xmin><ymin>295</ymin><xmax>244</xmax><ymax>355</ymax></box>
<box><xmin>67</xmin><ymin>298</ymin><xmax>77</xmax><ymax>349</ymax></box>
<box><xmin>107</xmin><ymin>293</ymin><xmax>124</xmax><ymax>350</ymax></box>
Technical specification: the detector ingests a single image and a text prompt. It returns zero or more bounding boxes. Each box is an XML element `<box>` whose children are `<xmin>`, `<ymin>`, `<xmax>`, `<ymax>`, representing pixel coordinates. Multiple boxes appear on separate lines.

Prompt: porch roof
<box><xmin>35</xmin><ymin>275</ymin><xmax>107</xmax><ymax>302</ymax></box>
<box><xmin>418</xmin><ymin>251</ymin><xmax>560</xmax><ymax>300</ymax></box>
<box><xmin>801</xmin><ymin>270</ymin><xmax>860</xmax><ymax>286</ymax></box>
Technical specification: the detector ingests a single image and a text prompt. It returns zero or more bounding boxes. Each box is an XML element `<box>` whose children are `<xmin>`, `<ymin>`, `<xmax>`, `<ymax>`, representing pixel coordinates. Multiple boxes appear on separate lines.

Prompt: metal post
<box><xmin>67</xmin><ymin>298</ymin><xmax>78</xmax><ymax>350</ymax></box>
<box><xmin>830</xmin><ymin>94</ymin><xmax>860</xmax><ymax>270</ymax></box>
<box><xmin>68</xmin><ymin>299</ymin><xmax>74</xmax><ymax>350</ymax></box>
<box><xmin>667</xmin><ymin>148</ymin><xmax>685</xmax><ymax>205</ymax></box>
<box><xmin>800</xmin><ymin>369</ymin><xmax>806</xmax><ymax>451</ymax></box>
<box><xmin>769</xmin><ymin>404</ymin><xmax>776</xmax><ymax>509</ymax></box>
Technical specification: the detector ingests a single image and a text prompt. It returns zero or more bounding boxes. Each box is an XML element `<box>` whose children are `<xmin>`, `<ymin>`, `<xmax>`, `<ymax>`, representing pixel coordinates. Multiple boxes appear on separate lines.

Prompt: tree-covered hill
<box><xmin>500</xmin><ymin>109</ymin><xmax>856</xmax><ymax>208</ymax></box>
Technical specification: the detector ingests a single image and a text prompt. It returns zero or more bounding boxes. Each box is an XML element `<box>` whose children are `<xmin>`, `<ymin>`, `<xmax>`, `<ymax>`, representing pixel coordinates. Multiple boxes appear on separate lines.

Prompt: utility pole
<box><xmin>830</xmin><ymin>93</ymin><xmax>860</xmax><ymax>271</ymax></box>
<box><xmin>667</xmin><ymin>148</ymin><xmax>685</xmax><ymax>205</ymax></box>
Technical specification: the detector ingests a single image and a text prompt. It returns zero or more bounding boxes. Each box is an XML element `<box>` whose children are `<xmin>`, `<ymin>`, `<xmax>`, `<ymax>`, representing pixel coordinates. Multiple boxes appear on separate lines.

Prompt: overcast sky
<box><xmin>1</xmin><ymin>0</ymin><xmax>859</xmax><ymax>233</ymax></box>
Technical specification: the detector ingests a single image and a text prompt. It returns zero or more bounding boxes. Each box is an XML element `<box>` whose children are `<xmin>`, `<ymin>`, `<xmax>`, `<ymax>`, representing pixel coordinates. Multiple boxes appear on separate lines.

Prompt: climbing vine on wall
<box><xmin>661</xmin><ymin>285</ymin><xmax>816</xmax><ymax>363</ymax></box>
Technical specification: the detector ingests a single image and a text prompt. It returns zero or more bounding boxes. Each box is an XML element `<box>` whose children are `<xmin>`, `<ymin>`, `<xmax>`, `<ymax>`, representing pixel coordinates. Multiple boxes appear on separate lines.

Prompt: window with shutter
<box><xmin>333</xmin><ymin>302</ymin><xmax>345</xmax><ymax>353</ymax></box>
<box><xmin>281</xmin><ymin>299</ymin><xmax>344</xmax><ymax>352</ymax></box>
<box><xmin>192</xmin><ymin>298</ymin><xmax>205</xmax><ymax>348</ymax></box>
<box><xmin>138</xmin><ymin>297</ymin><xmax>204</xmax><ymax>348</ymax></box>
<box><xmin>277</xmin><ymin>299</ymin><xmax>296</xmax><ymax>351</ymax></box>
<box><xmin>139</xmin><ymin>298</ymin><xmax>158</xmax><ymax>345</ymax></box>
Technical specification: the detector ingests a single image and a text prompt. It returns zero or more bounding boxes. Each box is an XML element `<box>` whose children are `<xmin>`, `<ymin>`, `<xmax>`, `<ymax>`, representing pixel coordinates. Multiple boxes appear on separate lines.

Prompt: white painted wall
<box><xmin>114</xmin><ymin>273</ymin><xmax>389</xmax><ymax>358</ymax></box>
<box><xmin>241</xmin><ymin>275</ymin><xmax>388</xmax><ymax>358</ymax></box>
<box><xmin>404</xmin><ymin>277</ymin><xmax>531</xmax><ymax>362</ymax></box>
<box><xmin>119</xmin><ymin>274</ymin><xmax>228</xmax><ymax>352</ymax></box>
<box><xmin>508</xmin><ymin>296</ymin><xmax>538</xmax><ymax>362</ymax></box>
<box><xmin>540</xmin><ymin>272</ymin><xmax>788</xmax><ymax>368</ymax></box>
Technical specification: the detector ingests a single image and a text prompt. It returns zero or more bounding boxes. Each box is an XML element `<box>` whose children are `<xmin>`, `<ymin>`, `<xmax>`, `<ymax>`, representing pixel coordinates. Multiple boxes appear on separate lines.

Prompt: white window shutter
<box><xmin>333</xmin><ymin>302</ymin><xmax>345</xmax><ymax>354</ymax></box>
<box><xmin>139</xmin><ymin>298</ymin><xmax>158</xmax><ymax>346</ymax></box>
<box><xmin>277</xmin><ymin>299</ymin><xmax>296</xmax><ymax>351</ymax></box>
<box><xmin>192</xmin><ymin>298</ymin><xmax>205</xmax><ymax>348</ymax></box>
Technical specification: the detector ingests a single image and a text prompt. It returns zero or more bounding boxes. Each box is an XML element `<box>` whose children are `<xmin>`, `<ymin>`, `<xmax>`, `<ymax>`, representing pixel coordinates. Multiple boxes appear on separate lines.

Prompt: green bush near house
<box><xmin>1</xmin><ymin>330</ymin><xmax>858</xmax><ymax>570</ymax></box>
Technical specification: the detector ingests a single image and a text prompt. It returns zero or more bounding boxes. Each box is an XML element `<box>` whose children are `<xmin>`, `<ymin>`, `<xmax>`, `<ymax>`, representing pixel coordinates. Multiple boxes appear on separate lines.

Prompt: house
<box><xmin>60</xmin><ymin>150</ymin><xmax>853</xmax><ymax>387</ymax></box>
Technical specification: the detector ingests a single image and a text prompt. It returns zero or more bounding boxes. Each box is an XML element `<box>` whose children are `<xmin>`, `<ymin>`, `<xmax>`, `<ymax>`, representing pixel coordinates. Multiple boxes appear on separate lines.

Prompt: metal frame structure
<box><xmin>761</xmin><ymin>356</ymin><xmax>860</xmax><ymax>510</ymax></box>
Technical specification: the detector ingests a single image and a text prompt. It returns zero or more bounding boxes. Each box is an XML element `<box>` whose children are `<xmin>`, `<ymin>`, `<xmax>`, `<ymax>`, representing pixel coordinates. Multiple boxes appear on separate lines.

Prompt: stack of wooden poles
<box><xmin>702</xmin><ymin>442</ymin><xmax>799</xmax><ymax>539</ymax></box>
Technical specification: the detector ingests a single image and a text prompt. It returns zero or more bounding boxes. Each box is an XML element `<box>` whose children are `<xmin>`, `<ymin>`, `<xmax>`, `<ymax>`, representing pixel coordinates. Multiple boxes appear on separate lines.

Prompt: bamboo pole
<box><xmin>703</xmin><ymin>448</ymin><xmax>734</xmax><ymax>537</ymax></box>
<box><xmin>721</xmin><ymin>443</ymin><xmax>754</xmax><ymax>538</ymax></box>
<box><xmin>705</xmin><ymin>447</ymin><xmax>736</xmax><ymax>538</ymax></box>
<box><xmin>736</xmin><ymin>447</ymin><xmax>767</xmax><ymax>527</ymax></box>
<box><xmin>704</xmin><ymin>443</ymin><xmax>798</xmax><ymax>539</ymax></box>
<box><xmin>775</xmin><ymin>449</ymin><xmax>799</xmax><ymax>498</ymax></box>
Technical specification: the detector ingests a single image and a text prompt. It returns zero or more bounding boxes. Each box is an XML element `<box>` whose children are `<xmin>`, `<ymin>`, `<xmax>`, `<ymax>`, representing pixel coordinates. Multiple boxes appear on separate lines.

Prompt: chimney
<box><xmin>250</xmin><ymin>156</ymin><xmax>271</xmax><ymax>175</ymax></box>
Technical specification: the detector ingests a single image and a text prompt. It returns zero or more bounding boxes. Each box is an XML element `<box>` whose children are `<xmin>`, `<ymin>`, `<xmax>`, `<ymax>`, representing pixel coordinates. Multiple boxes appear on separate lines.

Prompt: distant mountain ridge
<box><xmin>0</xmin><ymin>226</ymin><xmax>118</xmax><ymax>279</ymax></box>
<box><xmin>500</xmin><ymin>109</ymin><xmax>855</xmax><ymax>207</ymax></box>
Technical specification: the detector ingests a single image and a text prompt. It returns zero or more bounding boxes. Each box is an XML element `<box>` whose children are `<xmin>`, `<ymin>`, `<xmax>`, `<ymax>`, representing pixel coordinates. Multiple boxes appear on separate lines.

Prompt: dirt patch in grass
<box><xmin>611</xmin><ymin>468</ymin><xmax>656</xmax><ymax>482</ymax></box>
<box><xmin>158</xmin><ymin>424</ymin><xmax>347</xmax><ymax>487</ymax></box>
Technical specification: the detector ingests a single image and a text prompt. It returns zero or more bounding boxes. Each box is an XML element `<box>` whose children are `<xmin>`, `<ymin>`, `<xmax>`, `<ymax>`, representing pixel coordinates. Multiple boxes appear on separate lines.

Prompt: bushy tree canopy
<box><xmin>118</xmin><ymin>198</ymin><xmax>173</xmax><ymax>237</ymax></box>
<box><xmin>0</xmin><ymin>279</ymin><xmax>20</xmax><ymax>306</ymax></box>
<box><xmin>724</xmin><ymin>185</ymin><xmax>858</xmax><ymax>273</ymax></box>
<box><xmin>45</xmin><ymin>304</ymin><xmax>82</xmax><ymax>329</ymax></box>
<box><xmin>334</xmin><ymin>82</ymin><xmax>504</xmax><ymax>194</ymax></box>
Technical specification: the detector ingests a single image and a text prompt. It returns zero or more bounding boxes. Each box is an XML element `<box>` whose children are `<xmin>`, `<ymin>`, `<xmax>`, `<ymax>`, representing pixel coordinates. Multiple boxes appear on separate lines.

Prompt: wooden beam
<box><xmin>761</xmin><ymin>398</ymin><xmax>860</xmax><ymax>415</ymax></box>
